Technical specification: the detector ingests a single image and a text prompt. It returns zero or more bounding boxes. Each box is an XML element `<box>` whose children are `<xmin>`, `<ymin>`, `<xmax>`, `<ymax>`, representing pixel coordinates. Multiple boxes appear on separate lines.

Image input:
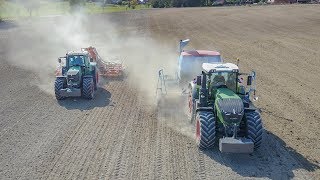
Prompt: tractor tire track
<box><xmin>1</xmin><ymin>5</ymin><xmax>320</xmax><ymax>180</ymax></box>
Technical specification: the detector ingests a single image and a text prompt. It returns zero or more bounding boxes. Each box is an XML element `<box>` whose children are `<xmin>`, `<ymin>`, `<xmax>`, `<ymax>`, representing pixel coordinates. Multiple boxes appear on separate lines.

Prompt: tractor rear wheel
<box><xmin>245</xmin><ymin>111</ymin><xmax>263</xmax><ymax>149</ymax></box>
<box><xmin>196</xmin><ymin>111</ymin><xmax>216</xmax><ymax>149</ymax></box>
<box><xmin>54</xmin><ymin>78</ymin><xmax>65</xmax><ymax>100</ymax></box>
<box><xmin>82</xmin><ymin>77</ymin><xmax>94</xmax><ymax>99</ymax></box>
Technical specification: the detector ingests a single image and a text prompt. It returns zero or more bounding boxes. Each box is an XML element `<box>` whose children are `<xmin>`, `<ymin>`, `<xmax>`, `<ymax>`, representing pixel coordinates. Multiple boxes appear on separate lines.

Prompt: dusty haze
<box><xmin>1</xmin><ymin>5</ymin><xmax>319</xmax><ymax>179</ymax></box>
<box><xmin>5</xmin><ymin>10</ymin><xmax>177</xmax><ymax>105</ymax></box>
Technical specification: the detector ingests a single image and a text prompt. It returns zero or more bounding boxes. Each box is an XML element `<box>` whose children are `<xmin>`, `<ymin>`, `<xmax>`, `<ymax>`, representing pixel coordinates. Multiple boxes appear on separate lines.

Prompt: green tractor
<box><xmin>54</xmin><ymin>51</ymin><xmax>98</xmax><ymax>100</ymax></box>
<box><xmin>187</xmin><ymin>62</ymin><xmax>263</xmax><ymax>153</ymax></box>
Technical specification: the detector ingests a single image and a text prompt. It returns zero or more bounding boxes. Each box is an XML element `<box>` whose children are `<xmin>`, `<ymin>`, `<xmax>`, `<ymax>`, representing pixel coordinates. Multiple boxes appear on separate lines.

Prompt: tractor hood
<box><xmin>67</xmin><ymin>66</ymin><xmax>80</xmax><ymax>75</ymax></box>
<box><xmin>67</xmin><ymin>66</ymin><xmax>81</xmax><ymax>83</ymax></box>
<box><xmin>215</xmin><ymin>88</ymin><xmax>244</xmax><ymax>125</ymax></box>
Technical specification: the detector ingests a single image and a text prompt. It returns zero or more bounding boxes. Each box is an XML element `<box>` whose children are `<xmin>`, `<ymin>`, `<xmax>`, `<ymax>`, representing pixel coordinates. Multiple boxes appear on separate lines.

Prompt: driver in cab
<box><xmin>212</xmin><ymin>74</ymin><xmax>226</xmax><ymax>87</ymax></box>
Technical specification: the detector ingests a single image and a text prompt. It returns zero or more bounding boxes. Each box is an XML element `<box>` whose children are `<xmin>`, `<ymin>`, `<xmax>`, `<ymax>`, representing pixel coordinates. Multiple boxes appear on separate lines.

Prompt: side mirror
<box><xmin>247</xmin><ymin>76</ymin><xmax>252</xmax><ymax>86</ymax></box>
<box><xmin>158</xmin><ymin>69</ymin><xmax>163</xmax><ymax>77</ymax></box>
<box><xmin>90</xmin><ymin>57</ymin><xmax>93</xmax><ymax>62</ymax></box>
<box><xmin>196</xmin><ymin>75</ymin><xmax>201</xmax><ymax>86</ymax></box>
<box><xmin>58</xmin><ymin>58</ymin><xmax>61</xmax><ymax>63</ymax></box>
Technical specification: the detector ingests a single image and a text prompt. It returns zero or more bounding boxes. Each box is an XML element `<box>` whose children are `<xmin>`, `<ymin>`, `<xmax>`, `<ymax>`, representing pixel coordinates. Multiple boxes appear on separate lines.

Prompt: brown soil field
<box><xmin>0</xmin><ymin>4</ymin><xmax>319</xmax><ymax>180</ymax></box>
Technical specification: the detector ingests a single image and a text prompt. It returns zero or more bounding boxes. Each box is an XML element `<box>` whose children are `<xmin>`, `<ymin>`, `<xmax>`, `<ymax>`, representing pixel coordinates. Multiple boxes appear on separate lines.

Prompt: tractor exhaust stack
<box><xmin>199</xmin><ymin>71</ymin><xmax>208</xmax><ymax>107</ymax></box>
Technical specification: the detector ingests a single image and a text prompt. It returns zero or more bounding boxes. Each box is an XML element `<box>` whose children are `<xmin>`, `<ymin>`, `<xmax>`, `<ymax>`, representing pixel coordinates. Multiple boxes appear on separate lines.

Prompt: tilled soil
<box><xmin>0</xmin><ymin>4</ymin><xmax>319</xmax><ymax>180</ymax></box>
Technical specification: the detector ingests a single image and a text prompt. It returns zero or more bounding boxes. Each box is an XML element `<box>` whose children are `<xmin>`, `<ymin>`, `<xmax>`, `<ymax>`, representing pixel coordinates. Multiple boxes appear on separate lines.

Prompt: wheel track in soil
<box><xmin>1</xmin><ymin>5</ymin><xmax>319</xmax><ymax>180</ymax></box>
<box><xmin>147</xmin><ymin>6</ymin><xmax>320</xmax><ymax>179</ymax></box>
<box><xmin>45</xmin><ymin>81</ymin><xmax>125</xmax><ymax>179</ymax></box>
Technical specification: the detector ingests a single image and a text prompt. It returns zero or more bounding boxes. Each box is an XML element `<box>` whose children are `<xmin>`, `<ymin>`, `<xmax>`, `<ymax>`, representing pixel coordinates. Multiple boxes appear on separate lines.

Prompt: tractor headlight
<box><xmin>223</xmin><ymin>112</ymin><xmax>243</xmax><ymax>124</ymax></box>
<box><xmin>67</xmin><ymin>74</ymin><xmax>79</xmax><ymax>82</ymax></box>
<box><xmin>209</xmin><ymin>69</ymin><xmax>216</xmax><ymax>73</ymax></box>
<box><xmin>217</xmin><ymin>98</ymin><xmax>244</xmax><ymax>124</ymax></box>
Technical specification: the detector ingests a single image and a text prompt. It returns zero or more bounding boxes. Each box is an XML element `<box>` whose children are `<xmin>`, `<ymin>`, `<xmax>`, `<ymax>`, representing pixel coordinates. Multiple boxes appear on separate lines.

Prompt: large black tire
<box><xmin>245</xmin><ymin>111</ymin><xmax>263</xmax><ymax>149</ymax></box>
<box><xmin>196</xmin><ymin>111</ymin><xmax>216</xmax><ymax>149</ymax></box>
<box><xmin>54</xmin><ymin>78</ymin><xmax>65</xmax><ymax>100</ymax></box>
<box><xmin>82</xmin><ymin>77</ymin><xmax>94</xmax><ymax>99</ymax></box>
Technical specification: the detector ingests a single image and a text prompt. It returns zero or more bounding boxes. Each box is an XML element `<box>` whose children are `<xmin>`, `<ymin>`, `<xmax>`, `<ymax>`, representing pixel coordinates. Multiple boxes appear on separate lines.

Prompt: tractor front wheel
<box><xmin>196</xmin><ymin>111</ymin><xmax>216</xmax><ymax>149</ymax></box>
<box><xmin>245</xmin><ymin>111</ymin><xmax>263</xmax><ymax>149</ymax></box>
<box><xmin>82</xmin><ymin>77</ymin><xmax>94</xmax><ymax>99</ymax></box>
<box><xmin>54</xmin><ymin>78</ymin><xmax>65</xmax><ymax>100</ymax></box>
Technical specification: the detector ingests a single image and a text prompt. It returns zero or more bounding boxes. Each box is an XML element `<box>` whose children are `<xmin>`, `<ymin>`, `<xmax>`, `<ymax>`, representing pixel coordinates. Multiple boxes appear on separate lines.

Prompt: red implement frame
<box><xmin>81</xmin><ymin>46</ymin><xmax>125</xmax><ymax>77</ymax></box>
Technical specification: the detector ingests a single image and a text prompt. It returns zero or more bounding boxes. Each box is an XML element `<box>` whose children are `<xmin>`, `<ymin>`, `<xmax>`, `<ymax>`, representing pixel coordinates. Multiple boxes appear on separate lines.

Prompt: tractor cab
<box><xmin>68</xmin><ymin>55</ymin><xmax>85</xmax><ymax>67</ymax></box>
<box><xmin>201</xmin><ymin>62</ymin><xmax>256</xmax><ymax>100</ymax></box>
<box><xmin>202</xmin><ymin>63</ymin><xmax>240</xmax><ymax>93</ymax></box>
<box><xmin>58</xmin><ymin>52</ymin><xmax>91</xmax><ymax>74</ymax></box>
<box><xmin>65</xmin><ymin>52</ymin><xmax>90</xmax><ymax>68</ymax></box>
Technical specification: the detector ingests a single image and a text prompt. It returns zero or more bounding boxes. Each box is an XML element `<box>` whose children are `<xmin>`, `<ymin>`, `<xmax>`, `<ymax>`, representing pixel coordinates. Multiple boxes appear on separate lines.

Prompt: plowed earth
<box><xmin>0</xmin><ymin>4</ymin><xmax>319</xmax><ymax>180</ymax></box>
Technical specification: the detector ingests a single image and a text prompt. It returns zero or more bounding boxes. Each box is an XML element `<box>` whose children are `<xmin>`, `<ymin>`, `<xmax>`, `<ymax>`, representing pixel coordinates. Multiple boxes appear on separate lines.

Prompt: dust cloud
<box><xmin>5</xmin><ymin>10</ymin><xmax>92</xmax><ymax>95</ymax></box>
<box><xmin>4</xmin><ymin>4</ymin><xmax>192</xmax><ymax>138</ymax></box>
<box><xmin>5</xmin><ymin>6</ymin><xmax>178</xmax><ymax>104</ymax></box>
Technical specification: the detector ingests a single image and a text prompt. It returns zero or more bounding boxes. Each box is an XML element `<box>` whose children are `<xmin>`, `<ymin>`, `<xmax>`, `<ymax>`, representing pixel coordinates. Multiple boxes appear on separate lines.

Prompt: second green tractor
<box><xmin>54</xmin><ymin>51</ymin><xmax>98</xmax><ymax>100</ymax></box>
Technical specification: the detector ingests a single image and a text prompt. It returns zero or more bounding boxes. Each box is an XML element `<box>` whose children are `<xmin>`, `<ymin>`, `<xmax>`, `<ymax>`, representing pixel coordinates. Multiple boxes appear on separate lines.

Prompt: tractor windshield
<box><xmin>210</xmin><ymin>72</ymin><xmax>237</xmax><ymax>92</ymax></box>
<box><xmin>68</xmin><ymin>55</ymin><xmax>85</xmax><ymax>67</ymax></box>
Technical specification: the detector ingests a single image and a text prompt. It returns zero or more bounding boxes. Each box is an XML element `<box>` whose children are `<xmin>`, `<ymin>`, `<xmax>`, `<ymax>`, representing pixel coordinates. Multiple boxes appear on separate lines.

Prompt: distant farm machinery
<box><xmin>54</xmin><ymin>46</ymin><xmax>126</xmax><ymax>100</ymax></box>
<box><xmin>54</xmin><ymin>51</ymin><xmax>98</xmax><ymax>100</ymax></box>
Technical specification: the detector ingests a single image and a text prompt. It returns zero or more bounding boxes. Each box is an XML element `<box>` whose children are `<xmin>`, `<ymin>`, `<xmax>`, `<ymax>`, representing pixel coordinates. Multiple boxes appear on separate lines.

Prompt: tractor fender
<box><xmin>245</xmin><ymin>108</ymin><xmax>257</xmax><ymax>112</ymax></box>
<box><xmin>56</xmin><ymin>76</ymin><xmax>66</xmax><ymax>79</ymax></box>
<box><xmin>196</xmin><ymin>107</ymin><xmax>213</xmax><ymax>112</ymax></box>
<box><xmin>244</xmin><ymin>102</ymin><xmax>259</xmax><ymax>112</ymax></box>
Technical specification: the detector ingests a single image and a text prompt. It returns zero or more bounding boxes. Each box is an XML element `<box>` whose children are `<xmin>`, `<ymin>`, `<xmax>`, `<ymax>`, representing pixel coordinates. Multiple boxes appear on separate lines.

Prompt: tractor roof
<box><xmin>67</xmin><ymin>51</ymin><xmax>88</xmax><ymax>56</ymax></box>
<box><xmin>202</xmin><ymin>63</ymin><xmax>239</xmax><ymax>73</ymax></box>
<box><xmin>181</xmin><ymin>50</ymin><xmax>220</xmax><ymax>57</ymax></box>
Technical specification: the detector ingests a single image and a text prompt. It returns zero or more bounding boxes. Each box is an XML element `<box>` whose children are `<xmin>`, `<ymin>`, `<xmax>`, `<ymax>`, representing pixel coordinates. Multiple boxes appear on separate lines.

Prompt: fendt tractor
<box><xmin>187</xmin><ymin>63</ymin><xmax>263</xmax><ymax>153</ymax></box>
<box><xmin>54</xmin><ymin>51</ymin><xmax>98</xmax><ymax>100</ymax></box>
<box><xmin>157</xmin><ymin>39</ymin><xmax>263</xmax><ymax>153</ymax></box>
